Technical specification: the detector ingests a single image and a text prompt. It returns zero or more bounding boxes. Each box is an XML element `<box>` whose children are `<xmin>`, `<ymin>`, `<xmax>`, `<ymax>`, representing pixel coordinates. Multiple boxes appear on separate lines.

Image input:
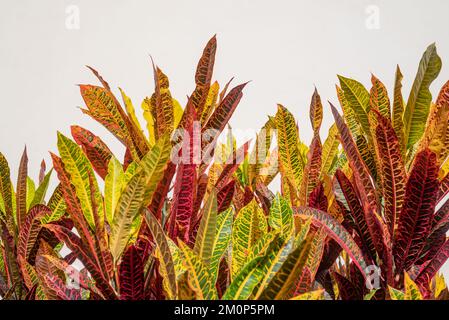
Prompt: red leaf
<box><xmin>394</xmin><ymin>149</ymin><xmax>439</xmax><ymax>273</ymax></box>
<box><xmin>330</xmin><ymin>102</ymin><xmax>379</xmax><ymax>213</ymax></box>
<box><xmin>16</xmin><ymin>147</ymin><xmax>28</xmax><ymax>229</ymax></box>
<box><xmin>46</xmin><ymin>224</ymin><xmax>116</xmax><ymax>299</ymax></box>
<box><xmin>71</xmin><ymin>125</ymin><xmax>113</xmax><ymax>179</ymax></box>
<box><xmin>416</xmin><ymin>239</ymin><xmax>449</xmax><ymax>291</ymax></box>
<box><xmin>374</xmin><ymin>111</ymin><xmax>406</xmax><ymax>237</ymax></box>
<box><xmin>308</xmin><ymin>182</ymin><xmax>328</xmax><ymax>212</ymax></box>
<box><xmin>17</xmin><ymin>204</ymin><xmax>51</xmax><ymax>262</ymax></box>
<box><xmin>438</xmin><ymin>173</ymin><xmax>449</xmax><ymax>204</ymax></box>
<box><xmin>333</xmin><ymin>272</ymin><xmax>363</xmax><ymax>300</ymax></box>
<box><xmin>192</xmin><ymin>173</ymin><xmax>209</xmax><ymax>218</ymax></box>
<box><xmin>119</xmin><ymin>245</ymin><xmax>144</xmax><ymax>300</ymax></box>
<box><xmin>214</xmin><ymin>141</ymin><xmax>250</xmax><ymax>190</ymax></box>
<box><xmin>335</xmin><ymin>169</ymin><xmax>376</xmax><ymax>261</ymax></box>
<box><xmin>191</xmin><ymin>35</ymin><xmax>217</xmax><ymax>115</ymax></box>
<box><xmin>41</xmin><ymin>274</ymin><xmax>81</xmax><ymax>300</ymax></box>
<box><xmin>201</xmin><ymin>82</ymin><xmax>248</xmax><ymax>153</ymax></box>
<box><xmin>168</xmin><ymin>114</ymin><xmax>197</xmax><ymax>242</ymax></box>
<box><xmin>217</xmin><ymin>180</ymin><xmax>235</xmax><ymax>213</ymax></box>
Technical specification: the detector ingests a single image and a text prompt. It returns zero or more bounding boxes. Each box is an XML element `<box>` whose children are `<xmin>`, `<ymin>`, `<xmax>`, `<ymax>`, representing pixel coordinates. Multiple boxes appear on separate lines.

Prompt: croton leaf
<box><xmin>337</xmin><ymin>75</ymin><xmax>371</xmax><ymax>139</ymax></box>
<box><xmin>109</xmin><ymin>163</ymin><xmax>149</xmax><ymax>262</ymax></box>
<box><xmin>30</xmin><ymin>169</ymin><xmax>52</xmax><ymax>209</ymax></box>
<box><xmin>201</xmin><ymin>82</ymin><xmax>247</xmax><ymax>153</ymax></box>
<box><xmin>104</xmin><ymin>156</ymin><xmax>125</xmax><ymax>225</ymax></box>
<box><xmin>330</xmin><ymin>102</ymin><xmax>379</xmax><ymax>213</ymax></box>
<box><xmin>294</xmin><ymin>206</ymin><xmax>368</xmax><ymax>278</ymax></box>
<box><xmin>369</xmin><ymin>74</ymin><xmax>391</xmax><ymax>119</ymax></box>
<box><xmin>178</xmin><ymin>241</ymin><xmax>217</xmax><ymax>300</ymax></box>
<box><xmin>258</xmin><ymin>236</ymin><xmax>312</xmax><ymax>300</ymax></box>
<box><xmin>191</xmin><ymin>35</ymin><xmax>217</xmax><ymax>115</ymax></box>
<box><xmin>194</xmin><ymin>190</ymin><xmax>218</xmax><ymax>265</ymax></box>
<box><xmin>232</xmin><ymin>200</ymin><xmax>267</xmax><ymax>277</ymax></box>
<box><xmin>275</xmin><ymin>104</ymin><xmax>304</xmax><ymax>188</ymax></box>
<box><xmin>119</xmin><ymin>245</ymin><xmax>144</xmax><ymax>300</ymax></box>
<box><xmin>404</xmin><ymin>43</ymin><xmax>441</xmax><ymax>150</ymax></box>
<box><xmin>151</xmin><ymin>66</ymin><xmax>175</xmax><ymax>139</ymax></box>
<box><xmin>335</xmin><ymin>169</ymin><xmax>375</xmax><ymax>261</ymax></box>
<box><xmin>320</xmin><ymin>124</ymin><xmax>340</xmax><ymax>178</ymax></box>
<box><xmin>333</xmin><ymin>272</ymin><xmax>363</xmax><ymax>300</ymax></box>
<box><xmin>374</xmin><ymin>111</ymin><xmax>406</xmax><ymax>237</ymax></box>
<box><xmin>309</xmin><ymin>88</ymin><xmax>323</xmax><ymax>134</ymax></box>
<box><xmin>252</xmin><ymin>235</ymin><xmax>295</xmax><ymax>299</ymax></box>
<box><xmin>268</xmin><ymin>194</ymin><xmax>293</xmax><ymax>237</ymax></box>
<box><xmin>209</xmin><ymin>208</ymin><xmax>233</xmax><ymax>283</ymax></box>
<box><xmin>415</xmin><ymin>239</ymin><xmax>449</xmax><ymax>291</ymax></box>
<box><xmin>57</xmin><ymin>132</ymin><xmax>103</xmax><ymax>229</ymax></box>
<box><xmin>0</xmin><ymin>153</ymin><xmax>13</xmax><ymax>229</ymax></box>
<box><xmin>17</xmin><ymin>204</ymin><xmax>51</xmax><ymax>262</ymax></box>
<box><xmin>394</xmin><ymin>148</ymin><xmax>439</xmax><ymax>273</ymax></box>
<box><xmin>45</xmin><ymin>224</ymin><xmax>116</xmax><ymax>299</ymax></box>
<box><xmin>217</xmin><ymin>180</ymin><xmax>235</xmax><ymax>213</ymax></box>
<box><xmin>404</xmin><ymin>272</ymin><xmax>423</xmax><ymax>300</ymax></box>
<box><xmin>71</xmin><ymin>125</ymin><xmax>113</xmax><ymax>179</ymax></box>
<box><xmin>16</xmin><ymin>147</ymin><xmax>28</xmax><ymax>229</ymax></box>
<box><xmin>144</xmin><ymin>209</ymin><xmax>177</xmax><ymax>299</ymax></box>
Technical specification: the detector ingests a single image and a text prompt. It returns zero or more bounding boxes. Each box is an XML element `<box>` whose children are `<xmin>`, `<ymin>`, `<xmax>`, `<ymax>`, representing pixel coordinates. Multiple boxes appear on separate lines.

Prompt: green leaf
<box><xmin>268</xmin><ymin>194</ymin><xmax>293</xmax><ymax>236</ymax></box>
<box><xmin>338</xmin><ymin>75</ymin><xmax>371</xmax><ymax>139</ymax></box>
<box><xmin>404</xmin><ymin>43</ymin><xmax>442</xmax><ymax>149</ymax></box>
<box><xmin>258</xmin><ymin>236</ymin><xmax>313</xmax><ymax>300</ymax></box>
<box><xmin>232</xmin><ymin>200</ymin><xmax>267</xmax><ymax>278</ymax></box>
<box><xmin>25</xmin><ymin>177</ymin><xmax>35</xmax><ymax>212</ymax></box>
<box><xmin>57</xmin><ymin>132</ymin><xmax>103</xmax><ymax>229</ymax></box>
<box><xmin>320</xmin><ymin>124</ymin><xmax>340</xmax><ymax>177</ymax></box>
<box><xmin>179</xmin><ymin>241</ymin><xmax>217</xmax><ymax>300</ymax></box>
<box><xmin>275</xmin><ymin>104</ymin><xmax>304</xmax><ymax>187</ymax></box>
<box><xmin>30</xmin><ymin>170</ymin><xmax>52</xmax><ymax>209</ymax></box>
<box><xmin>104</xmin><ymin>156</ymin><xmax>124</xmax><ymax>225</ymax></box>
<box><xmin>222</xmin><ymin>256</ymin><xmax>265</xmax><ymax>300</ymax></box>
<box><xmin>109</xmin><ymin>165</ymin><xmax>148</xmax><ymax>262</ymax></box>
<box><xmin>110</xmin><ymin>136</ymin><xmax>171</xmax><ymax>262</ymax></box>
<box><xmin>404</xmin><ymin>272</ymin><xmax>423</xmax><ymax>300</ymax></box>
<box><xmin>253</xmin><ymin>235</ymin><xmax>295</xmax><ymax>299</ymax></box>
<box><xmin>42</xmin><ymin>185</ymin><xmax>66</xmax><ymax>224</ymax></box>
<box><xmin>388</xmin><ymin>286</ymin><xmax>405</xmax><ymax>300</ymax></box>
<box><xmin>144</xmin><ymin>209</ymin><xmax>177</xmax><ymax>300</ymax></box>
<box><xmin>194</xmin><ymin>190</ymin><xmax>218</xmax><ymax>265</ymax></box>
<box><xmin>210</xmin><ymin>208</ymin><xmax>233</xmax><ymax>283</ymax></box>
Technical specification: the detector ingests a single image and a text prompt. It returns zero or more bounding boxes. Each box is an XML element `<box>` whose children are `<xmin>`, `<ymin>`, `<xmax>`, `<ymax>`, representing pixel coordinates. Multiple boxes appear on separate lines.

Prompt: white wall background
<box><xmin>1</xmin><ymin>0</ymin><xmax>449</xmax><ymax>279</ymax></box>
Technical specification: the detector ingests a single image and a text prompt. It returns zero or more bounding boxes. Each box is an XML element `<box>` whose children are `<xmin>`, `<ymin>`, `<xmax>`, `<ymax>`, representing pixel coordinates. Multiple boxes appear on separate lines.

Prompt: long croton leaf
<box><xmin>394</xmin><ymin>148</ymin><xmax>439</xmax><ymax>273</ymax></box>
<box><xmin>16</xmin><ymin>147</ymin><xmax>28</xmax><ymax>229</ymax></box>
<box><xmin>403</xmin><ymin>43</ymin><xmax>442</xmax><ymax>150</ymax></box>
<box><xmin>110</xmin><ymin>160</ymin><xmax>153</xmax><ymax>262</ymax></box>
<box><xmin>57</xmin><ymin>132</ymin><xmax>103</xmax><ymax>229</ymax></box>
<box><xmin>191</xmin><ymin>35</ymin><xmax>217</xmax><ymax>115</ymax></box>
<box><xmin>144</xmin><ymin>209</ymin><xmax>177</xmax><ymax>299</ymax></box>
<box><xmin>337</xmin><ymin>75</ymin><xmax>371</xmax><ymax>139</ymax></box>
<box><xmin>275</xmin><ymin>104</ymin><xmax>303</xmax><ymax>188</ymax></box>
<box><xmin>119</xmin><ymin>245</ymin><xmax>144</xmax><ymax>300</ymax></box>
<box><xmin>193</xmin><ymin>190</ymin><xmax>218</xmax><ymax>264</ymax></box>
<box><xmin>374</xmin><ymin>111</ymin><xmax>406</xmax><ymax>236</ymax></box>
<box><xmin>104</xmin><ymin>156</ymin><xmax>125</xmax><ymax>225</ymax></box>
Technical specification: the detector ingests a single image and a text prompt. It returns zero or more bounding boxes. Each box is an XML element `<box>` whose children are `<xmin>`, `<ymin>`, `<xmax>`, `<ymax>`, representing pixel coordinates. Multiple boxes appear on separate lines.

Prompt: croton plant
<box><xmin>1</xmin><ymin>36</ymin><xmax>449</xmax><ymax>300</ymax></box>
